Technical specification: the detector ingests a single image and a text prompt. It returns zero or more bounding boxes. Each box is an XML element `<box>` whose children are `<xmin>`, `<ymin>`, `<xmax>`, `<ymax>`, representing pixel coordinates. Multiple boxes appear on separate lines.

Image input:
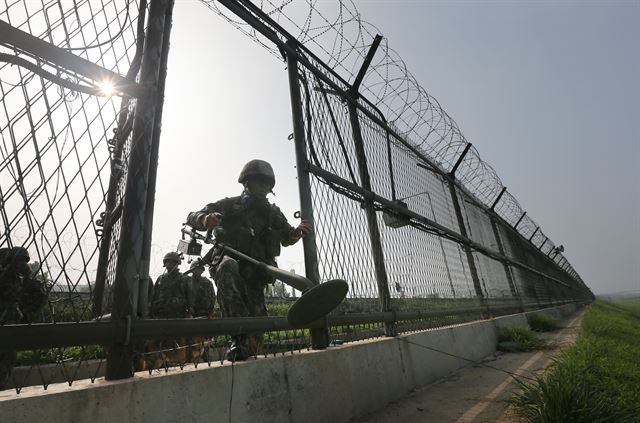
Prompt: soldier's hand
<box><xmin>292</xmin><ymin>220</ymin><xmax>313</xmax><ymax>240</ymax></box>
<box><xmin>201</xmin><ymin>213</ymin><xmax>221</xmax><ymax>230</ymax></box>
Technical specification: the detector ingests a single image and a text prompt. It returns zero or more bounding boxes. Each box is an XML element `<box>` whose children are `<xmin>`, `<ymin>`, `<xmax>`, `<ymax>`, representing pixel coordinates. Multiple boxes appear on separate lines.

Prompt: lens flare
<box><xmin>98</xmin><ymin>80</ymin><xmax>115</xmax><ymax>96</ymax></box>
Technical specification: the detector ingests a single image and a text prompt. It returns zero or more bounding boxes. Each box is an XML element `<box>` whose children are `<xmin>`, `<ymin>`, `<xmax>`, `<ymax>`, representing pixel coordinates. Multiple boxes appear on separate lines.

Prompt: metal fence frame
<box><xmin>0</xmin><ymin>0</ymin><xmax>592</xmax><ymax>390</ymax></box>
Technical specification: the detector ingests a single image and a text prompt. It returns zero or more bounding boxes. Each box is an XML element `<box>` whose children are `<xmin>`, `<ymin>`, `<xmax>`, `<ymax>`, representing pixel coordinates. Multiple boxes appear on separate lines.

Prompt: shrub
<box><xmin>527</xmin><ymin>314</ymin><xmax>560</xmax><ymax>332</ymax></box>
<box><xmin>497</xmin><ymin>325</ymin><xmax>547</xmax><ymax>352</ymax></box>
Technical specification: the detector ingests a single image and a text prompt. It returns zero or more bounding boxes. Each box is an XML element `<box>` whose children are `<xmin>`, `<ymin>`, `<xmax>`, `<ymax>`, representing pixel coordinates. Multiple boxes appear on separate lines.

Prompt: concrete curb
<box><xmin>0</xmin><ymin>303</ymin><xmax>581</xmax><ymax>423</ymax></box>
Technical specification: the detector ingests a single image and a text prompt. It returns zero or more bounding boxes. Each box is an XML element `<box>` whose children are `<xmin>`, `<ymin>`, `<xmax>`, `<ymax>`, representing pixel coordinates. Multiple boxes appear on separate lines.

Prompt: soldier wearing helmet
<box><xmin>0</xmin><ymin>247</ymin><xmax>47</xmax><ymax>324</ymax></box>
<box><xmin>149</xmin><ymin>251</ymin><xmax>192</xmax><ymax>318</ymax></box>
<box><xmin>188</xmin><ymin>259</ymin><xmax>215</xmax><ymax>318</ymax></box>
<box><xmin>0</xmin><ymin>247</ymin><xmax>47</xmax><ymax>389</ymax></box>
<box><xmin>186</xmin><ymin>159</ymin><xmax>312</xmax><ymax>360</ymax></box>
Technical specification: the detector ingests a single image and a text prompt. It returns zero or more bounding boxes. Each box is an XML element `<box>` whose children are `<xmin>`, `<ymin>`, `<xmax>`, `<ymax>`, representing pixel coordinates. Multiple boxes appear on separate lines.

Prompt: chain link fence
<box><xmin>1</xmin><ymin>0</ymin><xmax>592</xmax><ymax>394</ymax></box>
<box><xmin>1</xmin><ymin>0</ymin><xmax>147</xmax><ymax>392</ymax></box>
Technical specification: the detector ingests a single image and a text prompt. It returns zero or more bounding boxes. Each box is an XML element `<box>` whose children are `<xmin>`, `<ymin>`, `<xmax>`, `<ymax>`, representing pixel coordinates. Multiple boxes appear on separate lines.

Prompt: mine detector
<box><xmin>178</xmin><ymin>223</ymin><xmax>348</xmax><ymax>326</ymax></box>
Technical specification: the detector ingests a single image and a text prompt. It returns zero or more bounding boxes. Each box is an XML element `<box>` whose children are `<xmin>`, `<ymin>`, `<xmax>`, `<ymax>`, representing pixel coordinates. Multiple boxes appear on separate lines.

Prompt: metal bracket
<box><xmin>350</xmin><ymin>34</ymin><xmax>383</xmax><ymax>95</ymax></box>
<box><xmin>449</xmin><ymin>143</ymin><xmax>472</xmax><ymax>177</ymax></box>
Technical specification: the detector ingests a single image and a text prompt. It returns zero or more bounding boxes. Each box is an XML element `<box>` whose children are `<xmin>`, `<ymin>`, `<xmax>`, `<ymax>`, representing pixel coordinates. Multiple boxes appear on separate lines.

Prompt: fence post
<box><xmin>489</xmin><ymin>217</ymin><xmax>523</xmax><ymax>311</ymax></box>
<box><xmin>93</xmin><ymin>103</ymin><xmax>133</xmax><ymax>318</ymax></box>
<box><xmin>447</xmin><ymin>182</ymin><xmax>488</xmax><ymax>307</ymax></box>
<box><xmin>514</xmin><ymin>211</ymin><xmax>527</xmax><ymax>229</ymax></box>
<box><xmin>446</xmin><ymin>145</ymin><xmax>488</xmax><ymax>314</ymax></box>
<box><xmin>93</xmin><ymin>0</ymin><xmax>149</xmax><ymax>318</ymax></box>
<box><xmin>106</xmin><ymin>0</ymin><xmax>172</xmax><ymax>380</ymax></box>
<box><xmin>139</xmin><ymin>0</ymin><xmax>174</xmax><ymax>319</ymax></box>
<box><xmin>537</xmin><ymin>237</ymin><xmax>548</xmax><ymax>252</ymax></box>
<box><xmin>348</xmin><ymin>103</ymin><xmax>395</xmax><ymax>336</ymax></box>
<box><xmin>490</xmin><ymin>186</ymin><xmax>507</xmax><ymax>211</ymax></box>
<box><xmin>344</xmin><ymin>38</ymin><xmax>395</xmax><ymax>337</ymax></box>
<box><xmin>285</xmin><ymin>40</ymin><xmax>329</xmax><ymax>349</ymax></box>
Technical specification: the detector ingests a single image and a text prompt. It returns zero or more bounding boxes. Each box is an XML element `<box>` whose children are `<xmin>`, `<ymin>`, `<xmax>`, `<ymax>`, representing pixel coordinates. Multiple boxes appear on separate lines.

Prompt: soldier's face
<box><xmin>164</xmin><ymin>260</ymin><xmax>179</xmax><ymax>272</ymax></box>
<box><xmin>245</xmin><ymin>178</ymin><xmax>272</xmax><ymax>199</ymax></box>
<box><xmin>192</xmin><ymin>268</ymin><xmax>203</xmax><ymax>277</ymax></box>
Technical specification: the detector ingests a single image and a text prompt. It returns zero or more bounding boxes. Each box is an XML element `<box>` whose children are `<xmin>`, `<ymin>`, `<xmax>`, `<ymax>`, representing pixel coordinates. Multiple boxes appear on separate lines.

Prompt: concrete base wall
<box><xmin>0</xmin><ymin>303</ymin><xmax>581</xmax><ymax>423</ymax></box>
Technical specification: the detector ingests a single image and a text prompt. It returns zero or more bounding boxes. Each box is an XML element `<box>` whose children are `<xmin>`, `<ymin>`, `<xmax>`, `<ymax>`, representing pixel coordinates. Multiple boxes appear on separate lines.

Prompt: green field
<box><xmin>511</xmin><ymin>298</ymin><xmax>640</xmax><ymax>422</ymax></box>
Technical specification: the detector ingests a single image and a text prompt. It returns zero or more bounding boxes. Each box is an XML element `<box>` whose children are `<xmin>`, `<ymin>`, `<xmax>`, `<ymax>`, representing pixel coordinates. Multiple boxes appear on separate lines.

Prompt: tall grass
<box><xmin>498</xmin><ymin>326</ymin><xmax>548</xmax><ymax>352</ymax></box>
<box><xmin>527</xmin><ymin>314</ymin><xmax>560</xmax><ymax>332</ymax></box>
<box><xmin>511</xmin><ymin>300</ymin><xmax>640</xmax><ymax>422</ymax></box>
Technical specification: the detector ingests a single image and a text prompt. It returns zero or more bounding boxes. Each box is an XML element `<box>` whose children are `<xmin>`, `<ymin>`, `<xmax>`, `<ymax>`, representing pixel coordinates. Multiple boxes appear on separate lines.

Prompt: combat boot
<box><xmin>225</xmin><ymin>336</ymin><xmax>250</xmax><ymax>362</ymax></box>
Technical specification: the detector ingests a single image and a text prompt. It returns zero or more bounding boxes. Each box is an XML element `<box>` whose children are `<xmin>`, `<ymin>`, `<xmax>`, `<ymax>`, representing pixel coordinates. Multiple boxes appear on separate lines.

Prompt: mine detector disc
<box><xmin>287</xmin><ymin>279</ymin><xmax>349</xmax><ymax>326</ymax></box>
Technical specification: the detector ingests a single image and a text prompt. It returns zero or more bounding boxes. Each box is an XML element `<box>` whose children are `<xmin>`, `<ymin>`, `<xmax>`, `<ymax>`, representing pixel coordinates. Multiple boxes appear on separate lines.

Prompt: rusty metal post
<box><xmin>285</xmin><ymin>40</ymin><xmax>329</xmax><ymax>349</ymax></box>
<box><xmin>106</xmin><ymin>0</ymin><xmax>172</xmax><ymax>380</ymax></box>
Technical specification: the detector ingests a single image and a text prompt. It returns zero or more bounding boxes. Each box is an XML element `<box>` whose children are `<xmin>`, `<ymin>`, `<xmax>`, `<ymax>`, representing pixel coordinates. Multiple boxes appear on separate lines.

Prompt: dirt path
<box><xmin>353</xmin><ymin>313</ymin><xmax>583</xmax><ymax>423</ymax></box>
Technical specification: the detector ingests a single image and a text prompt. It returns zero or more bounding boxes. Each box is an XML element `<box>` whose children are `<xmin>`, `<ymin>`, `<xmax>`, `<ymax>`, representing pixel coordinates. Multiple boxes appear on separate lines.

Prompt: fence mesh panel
<box><xmin>1</xmin><ymin>0</ymin><xmax>592</xmax><ymax>394</ymax></box>
<box><xmin>1</xmin><ymin>0</ymin><xmax>144</xmax><ymax>391</ymax></box>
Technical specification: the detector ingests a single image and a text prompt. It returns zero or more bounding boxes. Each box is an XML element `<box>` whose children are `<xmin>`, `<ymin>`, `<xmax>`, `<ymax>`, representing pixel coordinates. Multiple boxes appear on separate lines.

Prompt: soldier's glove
<box><xmin>201</xmin><ymin>213</ymin><xmax>222</xmax><ymax>230</ymax></box>
<box><xmin>291</xmin><ymin>220</ymin><xmax>313</xmax><ymax>241</ymax></box>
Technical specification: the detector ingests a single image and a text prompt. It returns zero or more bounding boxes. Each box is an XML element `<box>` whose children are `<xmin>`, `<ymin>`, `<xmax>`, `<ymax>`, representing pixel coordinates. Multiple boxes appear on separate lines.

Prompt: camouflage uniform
<box><xmin>144</xmin><ymin>263</ymin><xmax>192</xmax><ymax>367</ymax></box>
<box><xmin>150</xmin><ymin>268</ymin><xmax>192</xmax><ymax>318</ymax></box>
<box><xmin>190</xmin><ymin>273</ymin><xmax>215</xmax><ymax>318</ymax></box>
<box><xmin>0</xmin><ymin>247</ymin><xmax>47</xmax><ymax>389</ymax></box>
<box><xmin>187</xmin><ymin>191</ymin><xmax>297</xmax><ymax>357</ymax></box>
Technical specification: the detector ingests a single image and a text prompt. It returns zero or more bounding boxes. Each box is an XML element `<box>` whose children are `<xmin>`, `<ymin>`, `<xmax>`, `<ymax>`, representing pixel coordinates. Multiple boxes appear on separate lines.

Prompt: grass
<box><xmin>511</xmin><ymin>299</ymin><xmax>640</xmax><ymax>422</ymax></box>
<box><xmin>610</xmin><ymin>296</ymin><xmax>640</xmax><ymax>317</ymax></box>
<box><xmin>527</xmin><ymin>314</ymin><xmax>561</xmax><ymax>332</ymax></box>
<box><xmin>15</xmin><ymin>345</ymin><xmax>105</xmax><ymax>366</ymax></box>
<box><xmin>497</xmin><ymin>325</ymin><xmax>548</xmax><ymax>352</ymax></box>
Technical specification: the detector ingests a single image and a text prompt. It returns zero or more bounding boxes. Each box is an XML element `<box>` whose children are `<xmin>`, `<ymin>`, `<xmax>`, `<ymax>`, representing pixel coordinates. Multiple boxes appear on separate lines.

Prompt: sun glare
<box><xmin>98</xmin><ymin>80</ymin><xmax>115</xmax><ymax>96</ymax></box>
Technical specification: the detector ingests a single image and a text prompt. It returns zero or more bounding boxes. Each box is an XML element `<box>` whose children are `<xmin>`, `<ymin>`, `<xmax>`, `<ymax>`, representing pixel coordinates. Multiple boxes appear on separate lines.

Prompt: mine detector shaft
<box><xmin>178</xmin><ymin>222</ymin><xmax>348</xmax><ymax>326</ymax></box>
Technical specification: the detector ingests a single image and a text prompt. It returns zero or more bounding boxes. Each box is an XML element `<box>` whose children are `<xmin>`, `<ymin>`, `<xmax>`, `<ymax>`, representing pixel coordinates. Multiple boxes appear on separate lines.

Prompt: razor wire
<box><xmin>202</xmin><ymin>0</ymin><xmax>592</xmax><ymax>315</ymax></box>
<box><xmin>295</xmin><ymin>57</ymin><xmax>587</xmax><ymax>313</ymax></box>
<box><xmin>201</xmin><ymin>0</ymin><xmax>581</xmax><ymax>282</ymax></box>
<box><xmin>0</xmin><ymin>0</ymin><xmax>591</xmax><ymax>394</ymax></box>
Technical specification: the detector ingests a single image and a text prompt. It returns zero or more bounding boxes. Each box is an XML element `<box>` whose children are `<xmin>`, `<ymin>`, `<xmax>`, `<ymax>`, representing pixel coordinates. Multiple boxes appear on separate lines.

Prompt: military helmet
<box><xmin>163</xmin><ymin>251</ymin><xmax>181</xmax><ymax>264</ymax></box>
<box><xmin>238</xmin><ymin>159</ymin><xmax>275</xmax><ymax>188</ymax></box>
<box><xmin>0</xmin><ymin>247</ymin><xmax>30</xmax><ymax>265</ymax></box>
<box><xmin>189</xmin><ymin>260</ymin><xmax>204</xmax><ymax>271</ymax></box>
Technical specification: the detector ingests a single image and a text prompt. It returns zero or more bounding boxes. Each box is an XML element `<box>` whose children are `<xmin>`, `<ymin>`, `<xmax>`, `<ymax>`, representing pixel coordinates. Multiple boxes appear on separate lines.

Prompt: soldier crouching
<box><xmin>186</xmin><ymin>159</ymin><xmax>311</xmax><ymax>361</ymax></box>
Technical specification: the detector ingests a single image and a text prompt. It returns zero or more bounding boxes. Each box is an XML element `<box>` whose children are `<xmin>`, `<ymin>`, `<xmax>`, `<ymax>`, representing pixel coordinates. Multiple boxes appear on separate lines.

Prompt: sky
<box><xmin>151</xmin><ymin>0</ymin><xmax>639</xmax><ymax>295</ymax></box>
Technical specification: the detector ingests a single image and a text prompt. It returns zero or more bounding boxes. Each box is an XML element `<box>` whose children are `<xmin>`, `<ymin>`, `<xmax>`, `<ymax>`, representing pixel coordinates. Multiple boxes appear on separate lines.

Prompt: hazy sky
<box><xmin>152</xmin><ymin>0</ymin><xmax>639</xmax><ymax>295</ymax></box>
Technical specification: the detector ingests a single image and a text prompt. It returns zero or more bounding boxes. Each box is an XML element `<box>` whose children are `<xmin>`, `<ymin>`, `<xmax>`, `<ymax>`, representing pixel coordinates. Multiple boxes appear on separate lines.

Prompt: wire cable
<box><xmin>395</xmin><ymin>337</ymin><xmax>538</xmax><ymax>382</ymax></box>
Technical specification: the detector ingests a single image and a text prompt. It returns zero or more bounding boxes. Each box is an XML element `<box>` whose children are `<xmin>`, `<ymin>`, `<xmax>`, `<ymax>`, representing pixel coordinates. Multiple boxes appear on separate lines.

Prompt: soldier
<box><xmin>188</xmin><ymin>260</ymin><xmax>215</xmax><ymax>318</ymax></box>
<box><xmin>147</xmin><ymin>251</ymin><xmax>192</xmax><ymax>367</ymax></box>
<box><xmin>0</xmin><ymin>247</ymin><xmax>47</xmax><ymax>389</ymax></box>
<box><xmin>186</xmin><ymin>159</ymin><xmax>312</xmax><ymax>361</ymax></box>
<box><xmin>149</xmin><ymin>251</ymin><xmax>192</xmax><ymax>318</ymax></box>
<box><xmin>185</xmin><ymin>260</ymin><xmax>216</xmax><ymax>362</ymax></box>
